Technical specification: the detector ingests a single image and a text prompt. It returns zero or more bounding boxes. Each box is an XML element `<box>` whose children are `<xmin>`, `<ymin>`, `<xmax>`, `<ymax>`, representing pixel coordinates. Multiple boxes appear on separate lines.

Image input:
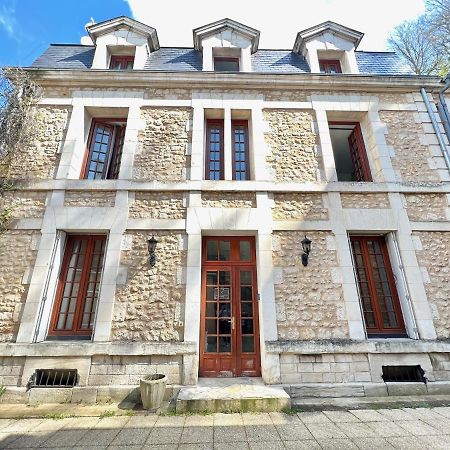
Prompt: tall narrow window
<box><xmin>329</xmin><ymin>122</ymin><xmax>372</xmax><ymax>181</ymax></box>
<box><xmin>232</xmin><ymin>120</ymin><xmax>250</xmax><ymax>180</ymax></box>
<box><xmin>82</xmin><ymin>119</ymin><xmax>127</xmax><ymax>180</ymax></box>
<box><xmin>350</xmin><ymin>235</ymin><xmax>406</xmax><ymax>337</ymax></box>
<box><xmin>48</xmin><ymin>235</ymin><xmax>106</xmax><ymax>339</ymax></box>
<box><xmin>109</xmin><ymin>55</ymin><xmax>134</xmax><ymax>70</ymax></box>
<box><xmin>206</xmin><ymin>119</ymin><xmax>224</xmax><ymax>180</ymax></box>
<box><xmin>319</xmin><ymin>59</ymin><xmax>342</xmax><ymax>74</ymax></box>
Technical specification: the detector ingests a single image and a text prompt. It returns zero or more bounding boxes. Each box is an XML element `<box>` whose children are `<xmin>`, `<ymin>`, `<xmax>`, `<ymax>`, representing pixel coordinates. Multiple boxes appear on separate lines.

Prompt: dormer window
<box><xmin>109</xmin><ymin>55</ymin><xmax>135</xmax><ymax>70</ymax></box>
<box><xmin>214</xmin><ymin>57</ymin><xmax>240</xmax><ymax>72</ymax></box>
<box><xmin>319</xmin><ymin>59</ymin><xmax>342</xmax><ymax>74</ymax></box>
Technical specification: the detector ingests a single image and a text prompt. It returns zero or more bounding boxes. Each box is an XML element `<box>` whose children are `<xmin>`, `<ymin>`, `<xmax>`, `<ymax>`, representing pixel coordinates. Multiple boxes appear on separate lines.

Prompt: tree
<box><xmin>388</xmin><ymin>0</ymin><xmax>450</xmax><ymax>76</ymax></box>
<box><xmin>0</xmin><ymin>68</ymin><xmax>42</xmax><ymax>234</ymax></box>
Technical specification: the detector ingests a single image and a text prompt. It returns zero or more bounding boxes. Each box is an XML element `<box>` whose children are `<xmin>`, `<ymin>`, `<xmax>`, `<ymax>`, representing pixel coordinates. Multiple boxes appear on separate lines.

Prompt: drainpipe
<box><xmin>420</xmin><ymin>87</ymin><xmax>450</xmax><ymax>172</ymax></box>
<box><xmin>437</xmin><ymin>73</ymin><xmax>450</xmax><ymax>142</ymax></box>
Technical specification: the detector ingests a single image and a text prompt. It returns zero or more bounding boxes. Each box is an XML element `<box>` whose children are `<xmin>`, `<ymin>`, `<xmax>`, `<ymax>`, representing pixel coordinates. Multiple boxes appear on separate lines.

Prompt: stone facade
<box><xmin>88</xmin><ymin>355</ymin><xmax>182</xmax><ymax>385</ymax></box>
<box><xmin>0</xmin><ymin>191</ymin><xmax>47</xmax><ymax>219</ymax></box>
<box><xmin>272</xmin><ymin>231</ymin><xmax>349</xmax><ymax>340</ymax></box>
<box><xmin>264</xmin><ymin>110</ymin><xmax>319</xmax><ymax>182</ymax></box>
<box><xmin>0</xmin><ymin>356</ymin><xmax>26</xmax><ymax>387</ymax></box>
<box><xmin>5</xmin><ymin>106</ymin><xmax>71</xmax><ymax>180</ymax></box>
<box><xmin>111</xmin><ymin>232</ymin><xmax>187</xmax><ymax>342</ymax></box>
<box><xmin>413</xmin><ymin>232</ymin><xmax>450</xmax><ymax>338</ymax></box>
<box><xmin>64</xmin><ymin>191</ymin><xmax>116</xmax><ymax>207</ymax></box>
<box><xmin>405</xmin><ymin>194</ymin><xmax>448</xmax><ymax>221</ymax></box>
<box><xmin>380</xmin><ymin>110</ymin><xmax>439</xmax><ymax>183</ymax></box>
<box><xmin>201</xmin><ymin>192</ymin><xmax>256</xmax><ymax>208</ymax></box>
<box><xmin>272</xmin><ymin>194</ymin><xmax>328</xmax><ymax>220</ymax></box>
<box><xmin>129</xmin><ymin>192</ymin><xmax>186</xmax><ymax>219</ymax></box>
<box><xmin>134</xmin><ymin>107</ymin><xmax>192</xmax><ymax>181</ymax></box>
<box><xmin>340</xmin><ymin>193</ymin><xmax>390</xmax><ymax>209</ymax></box>
<box><xmin>0</xmin><ymin>231</ymin><xmax>39</xmax><ymax>342</ymax></box>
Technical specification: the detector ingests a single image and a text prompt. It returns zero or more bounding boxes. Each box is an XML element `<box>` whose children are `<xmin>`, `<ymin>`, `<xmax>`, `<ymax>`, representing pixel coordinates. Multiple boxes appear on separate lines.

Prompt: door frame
<box><xmin>199</xmin><ymin>236</ymin><xmax>261</xmax><ymax>377</ymax></box>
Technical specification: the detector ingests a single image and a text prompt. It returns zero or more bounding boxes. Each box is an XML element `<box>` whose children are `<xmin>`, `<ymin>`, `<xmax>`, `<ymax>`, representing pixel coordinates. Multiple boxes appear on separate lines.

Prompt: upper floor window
<box><xmin>109</xmin><ymin>55</ymin><xmax>135</xmax><ymax>70</ymax></box>
<box><xmin>81</xmin><ymin>119</ymin><xmax>127</xmax><ymax>180</ymax></box>
<box><xmin>205</xmin><ymin>118</ymin><xmax>250</xmax><ymax>180</ymax></box>
<box><xmin>214</xmin><ymin>57</ymin><xmax>239</xmax><ymax>72</ymax></box>
<box><xmin>319</xmin><ymin>59</ymin><xmax>342</xmax><ymax>74</ymax></box>
<box><xmin>329</xmin><ymin>122</ymin><xmax>372</xmax><ymax>182</ymax></box>
<box><xmin>48</xmin><ymin>235</ymin><xmax>106</xmax><ymax>340</ymax></box>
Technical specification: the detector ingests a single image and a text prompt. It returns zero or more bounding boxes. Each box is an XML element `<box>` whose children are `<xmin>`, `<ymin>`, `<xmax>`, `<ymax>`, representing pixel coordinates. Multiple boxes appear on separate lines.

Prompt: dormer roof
<box><xmin>193</xmin><ymin>18</ymin><xmax>260</xmax><ymax>53</ymax></box>
<box><xmin>293</xmin><ymin>21</ymin><xmax>364</xmax><ymax>54</ymax></box>
<box><xmin>86</xmin><ymin>16</ymin><xmax>160</xmax><ymax>52</ymax></box>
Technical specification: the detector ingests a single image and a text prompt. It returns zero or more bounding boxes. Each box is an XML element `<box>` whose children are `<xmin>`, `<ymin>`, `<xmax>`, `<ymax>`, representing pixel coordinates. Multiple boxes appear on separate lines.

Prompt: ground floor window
<box><xmin>350</xmin><ymin>235</ymin><xmax>407</xmax><ymax>338</ymax></box>
<box><xmin>47</xmin><ymin>235</ymin><xmax>106</xmax><ymax>339</ymax></box>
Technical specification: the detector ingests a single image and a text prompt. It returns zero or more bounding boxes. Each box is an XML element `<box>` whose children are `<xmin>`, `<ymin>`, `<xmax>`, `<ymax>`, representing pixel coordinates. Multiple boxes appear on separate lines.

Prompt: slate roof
<box><xmin>31</xmin><ymin>44</ymin><xmax>414</xmax><ymax>76</ymax></box>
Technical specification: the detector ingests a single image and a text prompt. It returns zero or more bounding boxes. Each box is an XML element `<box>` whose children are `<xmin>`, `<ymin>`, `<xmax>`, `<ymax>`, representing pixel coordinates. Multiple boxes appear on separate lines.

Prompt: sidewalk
<box><xmin>1</xmin><ymin>405</ymin><xmax>450</xmax><ymax>449</ymax></box>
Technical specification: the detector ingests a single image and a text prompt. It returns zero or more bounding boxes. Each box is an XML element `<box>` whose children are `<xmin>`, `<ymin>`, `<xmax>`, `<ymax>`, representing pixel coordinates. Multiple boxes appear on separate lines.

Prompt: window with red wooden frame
<box><xmin>109</xmin><ymin>55</ymin><xmax>134</xmax><ymax>70</ymax></box>
<box><xmin>214</xmin><ymin>57</ymin><xmax>240</xmax><ymax>72</ymax></box>
<box><xmin>319</xmin><ymin>59</ymin><xmax>342</xmax><ymax>74</ymax></box>
<box><xmin>48</xmin><ymin>235</ymin><xmax>106</xmax><ymax>339</ymax></box>
<box><xmin>350</xmin><ymin>235</ymin><xmax>407</xmax><ymax>338</ymax></box>
<box><xmin>81</xmin><ymin>119</ymin><xmax>127</xmax><ymax>180</ymax></box>
<box><xmin>329</xmin><ymin>121</ymin><xmax>372</xmax><ymax>182</ymax></box>
<box><xmin>205</xmin><ymin>119</ymin><xmax>224</xmax><ymax>180</ymax></box>
<box><xmin>232</xmin><ymin>120</ymin><xmax>250</xmax><ymax>180</ymax></box>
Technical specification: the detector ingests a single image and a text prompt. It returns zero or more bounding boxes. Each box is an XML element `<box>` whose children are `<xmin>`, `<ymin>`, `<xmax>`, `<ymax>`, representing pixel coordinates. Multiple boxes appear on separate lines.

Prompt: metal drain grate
<box><xmin>30</xmin><ymin>369</ymin><xmax>78</xmax><ymax>388</ymax></box>
<box><xmin>382</xmin><ymin>365</ymin><xmax>426</xmax><ymax>383</ymax></box>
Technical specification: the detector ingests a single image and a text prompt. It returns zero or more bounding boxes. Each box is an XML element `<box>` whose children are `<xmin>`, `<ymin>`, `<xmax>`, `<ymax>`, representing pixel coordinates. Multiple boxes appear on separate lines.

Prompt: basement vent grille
<box><xmin>382</xmin><ymin>365</ymin><xmax>426</xmax><ymax>383</ymax></box>
<box><xmin>30</xmin><ymin>369</ymin><xmax>78</xmax><ymax>388</ymax></box>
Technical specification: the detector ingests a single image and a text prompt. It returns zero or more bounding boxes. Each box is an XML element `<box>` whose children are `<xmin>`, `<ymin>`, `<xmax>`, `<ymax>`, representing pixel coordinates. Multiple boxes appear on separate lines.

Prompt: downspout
<box><xmin>437</xmin><ymin>73</ymin><xmax>450</xmax><ymax>142</ymax></box>
<box><xmin>420</xmin><ymin>87</ymin><xmax>450</xmax><ymax>172</ymax></box>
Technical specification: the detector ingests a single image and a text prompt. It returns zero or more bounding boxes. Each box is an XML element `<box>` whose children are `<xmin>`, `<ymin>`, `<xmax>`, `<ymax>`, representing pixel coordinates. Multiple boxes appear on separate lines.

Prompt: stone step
<box><xmin>176</xmin><ymin>379</ymin><xmax>291</xmax><ymax>413</ymax></box>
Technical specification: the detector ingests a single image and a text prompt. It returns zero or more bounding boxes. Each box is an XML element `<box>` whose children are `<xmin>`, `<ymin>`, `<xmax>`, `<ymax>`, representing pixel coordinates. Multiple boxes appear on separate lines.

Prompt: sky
<box><xmin>0</xmin><ymin>0</ymin><xmax>426</xmax><ymax>67</ymax></box>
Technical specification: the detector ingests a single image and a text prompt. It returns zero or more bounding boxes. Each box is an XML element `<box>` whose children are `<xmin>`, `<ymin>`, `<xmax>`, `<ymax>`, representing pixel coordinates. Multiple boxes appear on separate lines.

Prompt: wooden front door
<box><xmin>200</xmin><ymin>237</ymin><xmax>261</xmax><ymax>377</ymax></box>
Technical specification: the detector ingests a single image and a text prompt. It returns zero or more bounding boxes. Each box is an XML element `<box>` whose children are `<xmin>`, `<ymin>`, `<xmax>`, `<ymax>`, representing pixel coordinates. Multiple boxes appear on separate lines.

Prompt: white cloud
<box><xmin>0</xmin><ymin>3</ymin><xmax>17</xmax><ymax>39</ymax></box>
<box><xmin>127</xmin><ymin>0</ymin><xmax>425</xmax><ymax>51</ymax></box>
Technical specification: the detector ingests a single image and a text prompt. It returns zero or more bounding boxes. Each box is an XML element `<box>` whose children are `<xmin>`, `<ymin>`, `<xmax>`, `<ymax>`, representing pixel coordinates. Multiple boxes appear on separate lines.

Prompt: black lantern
<box><xmin>301</xmin><ymin>235</ymin><xmax>312</xmax><ymax>267</ymax></box>
<box><xmin>147</xmin><ymin>235</ymin><xmax>158</xmax><ymax>267</ymax></box>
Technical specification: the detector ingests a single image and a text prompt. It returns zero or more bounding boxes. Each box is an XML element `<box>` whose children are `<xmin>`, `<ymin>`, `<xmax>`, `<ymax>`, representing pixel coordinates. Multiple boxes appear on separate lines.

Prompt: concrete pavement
<box><xmin>1</xmin><ymin>406</ymin><xmax>450</xmax><ymax>449</ymax></box>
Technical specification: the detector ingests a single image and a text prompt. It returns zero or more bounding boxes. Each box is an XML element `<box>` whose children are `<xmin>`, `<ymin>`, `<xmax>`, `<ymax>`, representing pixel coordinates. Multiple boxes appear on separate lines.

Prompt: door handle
<box><xmin>231</xmin><ymin>316</ymin><xmax>235</xmax><ymax>330</ymax></box>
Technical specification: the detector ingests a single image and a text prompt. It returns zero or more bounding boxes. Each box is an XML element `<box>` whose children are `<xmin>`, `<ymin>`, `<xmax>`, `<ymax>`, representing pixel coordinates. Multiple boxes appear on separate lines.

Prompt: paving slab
<box><xmin>275</xmin><ymin>423</ymin><xmax>313</xmax><ymax>440</ymax></box>
<box><xmin>365</xmin><ymin>421</ymin><xmax>409</xmax><ymax>438</ymax></box>
<box><xmin>395</xmin><ymin>419</ymin><xmax>441</xmax><ymax>436</ymax></box>
<box><xmin>180</xmin><ymin>426</ymin><xmax>214</xmax><ymax>444</ymax></box>
<box><xmin>214</xmin><ymin>425</ymin><xmax>247</xmax><ymax>442</ymax></box>
<box><xmin>386</xmin><ymin>436</ymin><xmax>426</xmax><ymax>450</ymax></box>
<box><xmin>348</xmin><ymin>409</ymin><xmax>389</xmax><ymax>422</ymax></box>
<box><xmin>244</xmin><ymin>424</ymin><xmax>280</xmax><ymax>442</ymax></box>
<box><xmin>297</xmin><ymin>411</ymin><xmax>333</xmax><ymax>424</ymax></box>
<box><xmin>317</xmin><ymin>438</ymin><xmax>360</xmax><ymax>449</ymax></box>
<box><xmin>352</xmin><ymin>437</ymin><xmax>395</xmax><ymax>449</ymax></box>
<box><xmin>284</xmin><ymin>440</ymin><xmax>321</xmax><ymax>449</ymax></box>
<box><xmin>323</xmin><ymin>410</ymin><xmax>362</xmax><ymax>422</ymax></box>
<box><xmin>335</xmin><ymin>421</ymin><xmax>379</xmax><ymax>438</ymax></box>
<box><xmin>146</xmin><ymin>426</ymin><xmax>183</xmax><ymax>445</ymax></box>
<box><xmin>304</xmin><ymin>423</ymin><xmax>348</xmax><ymax>439</ymax></box>
<box><xmin>110</xmin><ymin>427</ymin><xmax>152</xmax><ymax>446</ymax></box>
<box><xmin>214</xmin><ymin>443</ymin><xmax>249</xmax><ymax>450</ymax></box>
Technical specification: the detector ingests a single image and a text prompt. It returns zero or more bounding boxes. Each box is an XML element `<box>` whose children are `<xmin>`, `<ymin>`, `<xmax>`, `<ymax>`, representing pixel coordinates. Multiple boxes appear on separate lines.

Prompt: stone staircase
<box><xmin>176</xmin><ymin>377</ymin><xmax>290</xmax><ymax>413</ymax></box>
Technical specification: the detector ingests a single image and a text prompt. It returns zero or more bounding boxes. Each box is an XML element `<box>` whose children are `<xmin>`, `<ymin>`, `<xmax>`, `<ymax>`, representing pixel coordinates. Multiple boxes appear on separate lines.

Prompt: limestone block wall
<box><xmin>279</xmin><ymin>353</ymin><xmax>370</xmax><ymax>384</ymax></box>
<box><xmin>404</xmin><ymin>194</ymin><xmax>449</xmax><ymax>222</ymax></box>
<box><xmin>379</xmin><ymin>110</ymin><xmax>439</xmax><ymax>183</ymax></box>
<box><xmin>134</xmin><ymin>107</ymin><xmax>192</xmax><ymax>181</ymax></box>
<box><xmin>263</xmin><ymin>110</ymin><xmax>319</xmax><ymax>182</ymax></box>
<box><xmin>63</xmin><ymin>191</ymin><xmax>116</xmax><ymax>207</ymax></box>
<box><xmin>340</xmin><ymin>193</ymin><xmax>390</xmax><ymax>209</ymax></box>
<box><xmin>272</xmin><ymin>194</ymin><xmax>328</xmax><ymax>220</ymax></box>
<box><xmin>88</xmin><ymin>355</ymin><xmax>182</xmax><ymax>385</ymax></box>
<box><xmin>413</xmin><ymin>232</ymin><xmax>450</xmax><ymax>338</ymax></box>
<box><xmin>201</xmin><ymin>192</ymin><xmax>256</xmax><ymax>208</ymax></box>
<box><xmin>272</xmin><ymin>231</ymin><xmax>349</xmax><ymax>340</ymax></box>
<box><xmin>430</xmin><ymin>353</ymin><xmax>450</xmax><ymax>381</ymax></box>
<box><xmin>129</xmin><ymin>192</ymin><xmax>186</xmax><ymax>219</ymax></box>
<box><xmin>5</xmin><ymin>106</ymin><xmax>71</xmax><ymax>180</ymax></box>
<box><xmin>0</xmin><ymin>191</ymin><xmax>47</xmax><ymax>219</ymax></box>
<box><xmin>111</xmin><ymin>231</ymin><xmax>187</xmax><ymax>342</ymax></box>
<box><xmin>0</xmin><ymin>231</ymin><xmax>40</xmax><ymax>342</ymax></box>
<box><xmin>0</xmin><ymin>356</ymin><xmax>26</xmax><ymax>386</ymax></box>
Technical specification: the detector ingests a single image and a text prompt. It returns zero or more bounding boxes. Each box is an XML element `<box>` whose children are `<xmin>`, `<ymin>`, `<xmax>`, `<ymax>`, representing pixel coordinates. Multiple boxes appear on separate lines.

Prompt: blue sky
<box><xmin>0</xmin><ymin>0</ymin><xmax>426</xmax><ymax>67</ymax></box>
<box><xmin>0</xmin><ymin>0</ymin><xmax>131</xmax><ymax>66</ymax></box>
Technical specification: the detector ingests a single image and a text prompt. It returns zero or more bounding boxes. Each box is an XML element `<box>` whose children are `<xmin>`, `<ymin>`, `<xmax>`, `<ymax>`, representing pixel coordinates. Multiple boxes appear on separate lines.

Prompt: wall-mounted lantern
<box><xmin>301</xmin><ymin>235</ymin><xmax>312</xmax><ymax>267</ymax></box>
<box><xmin>147</xmin><ymin>235</ymin><xmax>158</xmax><ymax>267</ymax></box>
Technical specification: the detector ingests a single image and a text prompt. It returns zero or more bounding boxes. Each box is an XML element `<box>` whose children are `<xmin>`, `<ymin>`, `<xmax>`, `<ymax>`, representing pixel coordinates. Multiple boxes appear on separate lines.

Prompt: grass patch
<box><xmin>99</xmin><ymin>410</ymin><xmax>116</xmax><ymax>419</ymax></box>
<box><xmin>43</xmin><ymin>413</ymin><xmax>71</xmax><ymax>420</ymax></box>
<box><xmin>124</xmin><ymin>409</ymin><xmax>135</xmax><ymax>417</ymax></box>
<box><xmin>282</xmin><ymin>406</ymin><xmax>303</xmax><ymax>415</ymax></box>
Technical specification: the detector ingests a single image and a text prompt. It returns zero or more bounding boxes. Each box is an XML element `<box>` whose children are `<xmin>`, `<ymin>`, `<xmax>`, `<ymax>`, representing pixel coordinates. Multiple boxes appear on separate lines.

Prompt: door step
<box><xmin>176</xmin><ymin>378</ymin><xmax>290</xmax><ymax>413</ymax></box>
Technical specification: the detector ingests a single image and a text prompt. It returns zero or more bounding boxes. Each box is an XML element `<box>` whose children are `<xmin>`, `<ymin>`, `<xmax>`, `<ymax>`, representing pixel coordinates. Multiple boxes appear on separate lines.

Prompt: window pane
<box><xmin>242</xmin><ymin>336</ymin><xmax>255</xmax><ymax>353</ymax></box>
<box><xmin>239</xmin><ymin>241</ymin><xmax>251</xmax><ymax>261</ymax></box>
<box><xmin>218</xmin><ymin>336</ymin><xmax>231</xmax><ymax>352</ymax></box>
<box><xmin>218</xmin><ymin>241</ymin><xmax>231</xmax><ymax>261</ymax></box>
<box><xmin>214</xmin><ymin>59</ymin><xmax>239</xmax><ymax>72</ymax></box>
<box><xmin>206</xmin><ymin>241</ymin><xmax>218</xmax><ymax>261</ymax></box>
<box><xmin>206</xmin><ymin>336</ymin><xmax>217</xmax><ymax>353</ymax></box>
